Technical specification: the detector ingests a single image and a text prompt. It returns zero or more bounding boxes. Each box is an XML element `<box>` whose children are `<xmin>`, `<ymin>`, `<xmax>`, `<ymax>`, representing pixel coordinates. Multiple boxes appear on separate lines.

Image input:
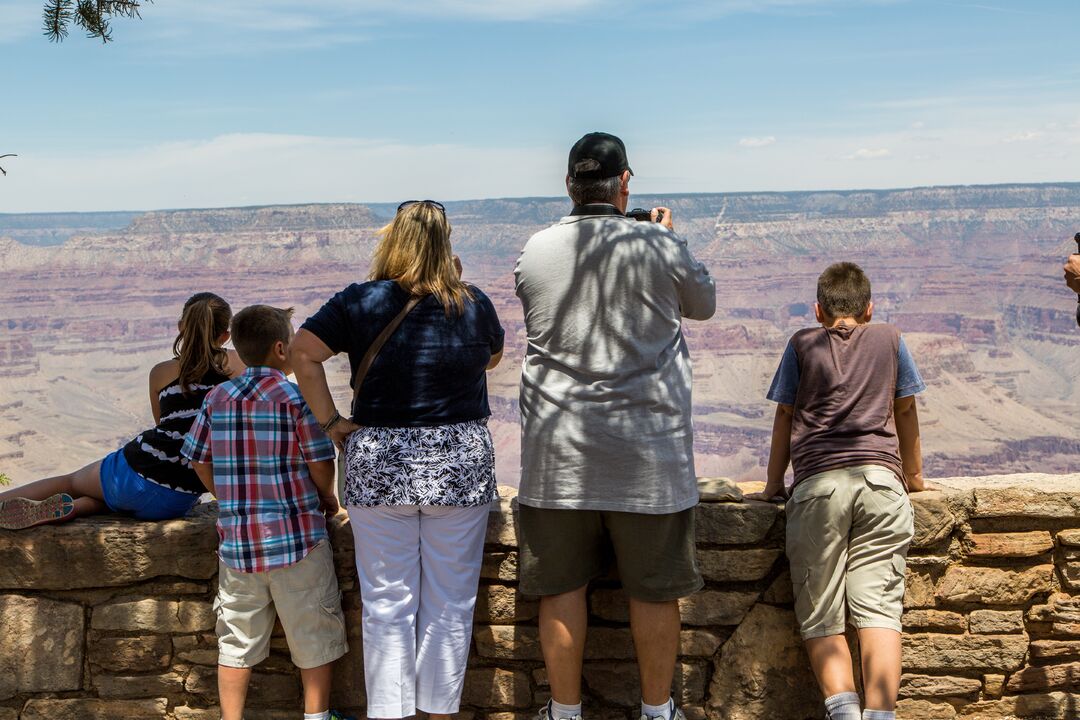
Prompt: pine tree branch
<box><xmin>100</xmin><ymin>0</ymin><xmax>144</xmax><ymax>19</ymax></box>
<box><xmin>42</xmin><ymin>0</ymin><xmax>74</xmax><ymax>42</ymax></box>
<box><xmin>42</xmin><ymin>0</ymin><xmax>151</xmax><ymax>42</ymax></box>
<box><xmin>75</xmin><ymin>0</ymin><xmax>113</xmax><ymax>42</ymax></box>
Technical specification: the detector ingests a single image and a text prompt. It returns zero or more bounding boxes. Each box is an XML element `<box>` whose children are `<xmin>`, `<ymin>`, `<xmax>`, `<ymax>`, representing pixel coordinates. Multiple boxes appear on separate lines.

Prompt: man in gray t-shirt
<box><xmin>514</xmin><ymin>132</ymin><xmax>715</xmax><ymax>720</ymax></box>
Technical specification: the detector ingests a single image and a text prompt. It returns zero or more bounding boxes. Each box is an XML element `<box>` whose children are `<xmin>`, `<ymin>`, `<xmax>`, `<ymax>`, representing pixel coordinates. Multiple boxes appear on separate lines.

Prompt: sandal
<box><xmin>0</xmin><ymin>493</ymin><xmax>75</xmax><ymax>530</ymax></box>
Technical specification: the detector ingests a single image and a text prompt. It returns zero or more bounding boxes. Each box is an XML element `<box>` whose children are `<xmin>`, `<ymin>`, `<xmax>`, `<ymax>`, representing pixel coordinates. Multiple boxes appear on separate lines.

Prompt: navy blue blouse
<box><xmin>301</xmin><ymin>280</ymin><xmax>504</xmax><ymax>427</ymax></box>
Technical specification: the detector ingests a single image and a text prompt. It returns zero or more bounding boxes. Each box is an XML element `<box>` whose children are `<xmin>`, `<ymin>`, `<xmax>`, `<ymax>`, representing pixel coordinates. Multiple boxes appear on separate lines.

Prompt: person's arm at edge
<box><xmin>289</xmin><ymin>329</ymin><xmax>360</xmax><ymax>448</ymax></box>
<box><xmin>147</xmin><ymin>360</ymin><xmax>178</xmax><ymax>424</ymax></box>
<box><xmin>665</xmin><ymin>210</ymin><xmax>716</xmax><ymax>321</ymax></box>
<box><xmin>1064</xmin><ymin>255</ymin><xmax>1080</xmax><ymax>293</ymax></box>
<box><xmin>307</xmin><ymin>459</ymin><xmax>339</xmax><ymax>516</ymax></box>
<box><xmin>190</xmin><ymin>461</ymin><xmax>216</xmax><ymax>496</ymax></box>
<box><xmin>747</xmin><ymin>404</ymin><xmax>793</xmax><ymax>501</ymax></box>
<box><xmin>895</xmin><ymin>395</ymin><xmax>925</xmax><ymax>492</ymax></box>
<box><xmin>477</xmin><ymin>286</ymin><xmax>505</xmax><ymax>371</ymax></box>
<box><xmin>293</xmin><ymin>397</ymin><xmax>342</xmax><ymax>516</ymax></box>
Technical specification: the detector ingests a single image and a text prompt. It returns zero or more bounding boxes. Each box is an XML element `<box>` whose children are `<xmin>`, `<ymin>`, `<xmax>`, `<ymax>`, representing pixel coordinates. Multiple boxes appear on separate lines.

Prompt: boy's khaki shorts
<box><xmin>786</xmin><ymin>465</ymin><xmax>914</xmax><ymax>640</ymax></box>
<box><xmin>517</xmin><ymin>505</ymin><xmax>703</xmax><ymax>602</ymax></box>
<box><xmin>215</xmin><ymin>540</ymin><xmax>348</xmax><ymax>669</ymax></box>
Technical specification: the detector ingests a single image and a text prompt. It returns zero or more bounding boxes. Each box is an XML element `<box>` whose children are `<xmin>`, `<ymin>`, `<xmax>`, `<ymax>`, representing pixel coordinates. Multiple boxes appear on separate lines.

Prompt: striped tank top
<box><xmin>122</xmin><ymin>367</ymin><xmax>232</xmax><ymax>494</ymax></box>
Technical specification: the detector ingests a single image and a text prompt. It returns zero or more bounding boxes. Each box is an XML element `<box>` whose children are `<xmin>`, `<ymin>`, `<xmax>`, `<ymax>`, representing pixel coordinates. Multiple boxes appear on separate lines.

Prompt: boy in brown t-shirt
<box><xmin>749</xmin><ymin>262</ymin><xmax>926</xmax><ymax>720</ymax></box>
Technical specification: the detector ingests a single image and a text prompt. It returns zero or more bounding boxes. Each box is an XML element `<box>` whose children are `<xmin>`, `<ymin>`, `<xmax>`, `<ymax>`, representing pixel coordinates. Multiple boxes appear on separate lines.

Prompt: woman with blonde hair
<box><xmin>291</xmin><ymin>200</ymin><xmax>504</xmax><ymax>720</ymax></box>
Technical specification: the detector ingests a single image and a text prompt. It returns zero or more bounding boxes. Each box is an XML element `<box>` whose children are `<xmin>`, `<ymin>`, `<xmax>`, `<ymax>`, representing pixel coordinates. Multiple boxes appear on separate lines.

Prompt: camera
<box><xmin>627</xmin><ymin>207</ymin><xmax>666</xmax><ymax>223</ymax></box>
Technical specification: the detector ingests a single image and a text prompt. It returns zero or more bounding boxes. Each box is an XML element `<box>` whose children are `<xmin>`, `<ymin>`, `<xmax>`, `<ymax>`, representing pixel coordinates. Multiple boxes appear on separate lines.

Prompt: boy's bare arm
<box><xmin>307</xmin><ymin>459</ymin><xmax>340</xmax><ymax>515</ymax></box>
<box><xmin>747</xmin><ymin>404</ymin><xmax>793</xmax><ymax>501</ymax></box>
<box><xmin>191</xmin><ymin>461</ymin><xmax>216</xmax><ymax>496</ymax></box>
<box><xmin>895</xmin><ymin>395</ymin><xmax>925</xmax><ymax>492</ymax></box>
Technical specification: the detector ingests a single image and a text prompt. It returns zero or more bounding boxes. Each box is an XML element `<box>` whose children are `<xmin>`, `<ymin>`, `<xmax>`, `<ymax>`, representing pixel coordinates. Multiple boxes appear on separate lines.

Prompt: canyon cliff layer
<box><xmin>1</xmin><ymin>183</ymin><xmax>1077</xmax><ymax>484</ymax></box>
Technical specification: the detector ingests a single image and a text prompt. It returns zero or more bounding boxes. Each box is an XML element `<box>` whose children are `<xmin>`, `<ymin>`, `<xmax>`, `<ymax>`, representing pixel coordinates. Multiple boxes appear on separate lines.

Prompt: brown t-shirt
<box><xmin>773</xmin><ymin>323</ymin><xmax>909</xmax><ymax>487</ymax></box>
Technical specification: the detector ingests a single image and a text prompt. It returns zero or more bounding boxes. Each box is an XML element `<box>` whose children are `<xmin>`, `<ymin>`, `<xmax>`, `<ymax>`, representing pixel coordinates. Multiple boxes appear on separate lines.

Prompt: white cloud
<box><xmin>674</xmin><ymin>0</ymin><xmax>905</xmax><ymax>18</ymax></box>
<box><xmin>5</xmin><ymin>117</ymin><xmax>1080</xmax><ymax>213</ymax></box>
<box><xmin>404</xmin><ymin>0</ymin><xmax>604</xmax><ymax>20</ymax></box>
<box><xmin>944</xmin><ymin>2</ymin><xmax>1050</xmax><ymax>16</ymax></box>
<box><xmin>157</xmin><ymin>0</ymin><xmax>605</xmax><ymax>25</ymax></box>
<box><xmin>910</xmin><ymin>120</ymin><xmax>926</xmax><ymax>129</ymax></box>
<box><xmin>0</xmin><ymin>133</ymin><xmax>566</xmax><ymax>212</ymax></box>
<box><xmin>739</xmin><ymin>136</ymin><xmax>777</xmax><ymax>148</ymax></box>
<box><xmin>869</xmin><ymin>95</ymin><xmax>979</xmax><ymax>110</ymax></box>
<box><xmin>1003</xmin><ymin>131</ymin><xmax>1042</xmax><ymax>143</ymax></box>
<box><xmin>0</xmin><ymin>2</ymin><xmax>41</xmax><ymax>44</ymax></box>
<box><xmin>844</xmin><ymin>148</ymin><xmax>892</xmax><ymax>160</ymax></box>
<box><xmin>0</xmin><ymin>0</ymin><xmax>912</xmax><ymax>46</ymax></box>
<box><xmin>0</xmin><ymin>0</ymin><xmax>611</xmax><ymax>45</ymax></box>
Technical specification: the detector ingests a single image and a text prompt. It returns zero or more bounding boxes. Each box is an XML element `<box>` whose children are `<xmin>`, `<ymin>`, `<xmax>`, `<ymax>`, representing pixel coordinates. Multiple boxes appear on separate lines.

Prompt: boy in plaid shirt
<box><xmin>182</xmin><ymin>305</ymin><xmax>350</xmax><ymax>720</ymax></box>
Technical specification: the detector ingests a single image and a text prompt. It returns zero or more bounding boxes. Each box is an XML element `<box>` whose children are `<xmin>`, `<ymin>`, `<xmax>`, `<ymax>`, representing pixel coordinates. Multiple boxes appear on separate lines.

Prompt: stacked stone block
<box><xmin>1</xmin><ymin>475</ymin><xmax>1079</xmax><ymax>718</ymax></box>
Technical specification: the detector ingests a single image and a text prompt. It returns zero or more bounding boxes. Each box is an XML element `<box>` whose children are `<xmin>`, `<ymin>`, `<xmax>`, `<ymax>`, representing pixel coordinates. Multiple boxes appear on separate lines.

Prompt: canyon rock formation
<box><xmin>1</xmin><ymin>184</ymin><xmax>1078</xmax><ymax>485</ymax></box>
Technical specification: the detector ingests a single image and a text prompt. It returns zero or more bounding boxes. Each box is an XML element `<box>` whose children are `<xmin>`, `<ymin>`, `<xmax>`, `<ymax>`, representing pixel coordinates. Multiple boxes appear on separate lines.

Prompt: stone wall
<box><xmin>2</xmin><ymin>474</ymin><xmax>1080</xmax><ymax>720</ymax></box>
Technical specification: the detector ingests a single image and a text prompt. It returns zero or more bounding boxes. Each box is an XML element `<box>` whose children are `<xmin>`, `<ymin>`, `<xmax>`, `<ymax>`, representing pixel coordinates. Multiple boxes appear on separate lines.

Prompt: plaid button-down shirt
<box><xmin>181</xmin><ymin>366</ymin><xmax>337</xmax><ymax>573</ymax></box>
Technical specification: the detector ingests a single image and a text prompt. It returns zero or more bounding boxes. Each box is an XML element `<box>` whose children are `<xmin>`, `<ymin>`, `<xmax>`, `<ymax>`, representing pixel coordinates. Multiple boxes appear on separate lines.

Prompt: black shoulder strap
<box><xmin>350</xmin><ymin>295</ymin><xmax>423</xmax><ymax>414</ymax></box>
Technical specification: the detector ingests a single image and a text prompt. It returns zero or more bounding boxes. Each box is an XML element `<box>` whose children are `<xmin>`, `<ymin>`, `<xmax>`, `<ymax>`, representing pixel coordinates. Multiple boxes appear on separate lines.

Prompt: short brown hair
<box><xmin>817</xmin><ymin>262</ymin><xmax>871</xmax><ymax>318</ymax></box>
<box><xmin>230</xmin><ymin>305</ymin><xmax>294</xmax><ymax>366</ymax></box>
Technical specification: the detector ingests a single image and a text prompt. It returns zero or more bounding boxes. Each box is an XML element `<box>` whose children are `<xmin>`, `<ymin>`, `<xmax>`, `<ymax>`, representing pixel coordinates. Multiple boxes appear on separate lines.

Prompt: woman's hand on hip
<box><xmin>330</xmin><ymin>419</ymin><xmax>361</xmax><ymax>450</ymax></box>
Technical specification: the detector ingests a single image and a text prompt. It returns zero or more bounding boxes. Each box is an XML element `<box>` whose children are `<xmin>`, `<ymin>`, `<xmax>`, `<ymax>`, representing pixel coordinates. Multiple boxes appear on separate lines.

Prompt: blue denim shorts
<box><xmin>100</xmin><ymin>449</ymin><xmax>199</xmax><ymax>520</ymax></box>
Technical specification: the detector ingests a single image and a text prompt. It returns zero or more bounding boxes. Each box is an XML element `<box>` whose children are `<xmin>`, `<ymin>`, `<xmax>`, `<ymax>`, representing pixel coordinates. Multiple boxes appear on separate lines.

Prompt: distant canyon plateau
<box><xmin>2</xmin><ymin>184</ymin><xmax>1079</xmax><ymax>487</ymax></box>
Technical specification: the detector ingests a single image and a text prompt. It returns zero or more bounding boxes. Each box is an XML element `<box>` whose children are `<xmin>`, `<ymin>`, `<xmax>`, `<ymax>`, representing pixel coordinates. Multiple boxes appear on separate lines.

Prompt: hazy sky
<box><xmin>2</xmin><ymin>0</ymin><xmax>1079</xmax><ymax>212</ymax></box>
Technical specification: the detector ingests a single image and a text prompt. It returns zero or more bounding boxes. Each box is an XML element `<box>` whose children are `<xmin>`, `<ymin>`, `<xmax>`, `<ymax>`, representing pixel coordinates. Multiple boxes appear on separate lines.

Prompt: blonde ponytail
<box><xmin>173</xmin><ymin>292</ymin><xmax>232</xmax><ymax>394</ymax></box>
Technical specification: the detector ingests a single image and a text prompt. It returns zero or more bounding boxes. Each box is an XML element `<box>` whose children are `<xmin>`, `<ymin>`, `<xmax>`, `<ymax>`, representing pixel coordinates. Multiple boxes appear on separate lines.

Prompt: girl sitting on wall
<box><xmin>0</xmin><ymin>292</ymin><xmax>245</xmax><ymax>529</ymax></box>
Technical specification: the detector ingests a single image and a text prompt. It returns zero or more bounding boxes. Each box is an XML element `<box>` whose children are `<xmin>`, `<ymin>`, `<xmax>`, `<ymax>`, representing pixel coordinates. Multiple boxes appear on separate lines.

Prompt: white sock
<box><xmin>862</xmin><ymin>711</ymin><xmax>895</xmax><ymax>720</ymax></box>
<box><xmin>549</xmin><ymin>699</ymin><xmax>583</xmax><ymax>720</ymax></box>
<box><xmin>824</xmin><ymin>692</ymin><xmax>861</xmax><ymax>720</ymax></box>
<box><xmin>641</xmin><ymin>697</ymin><xmax>674</xmax><ymax>719</ymax></box>
<box><xmin>303</xmin><ymin>712</ymin><xmax>330</xmax><ymax>720</ymax></box>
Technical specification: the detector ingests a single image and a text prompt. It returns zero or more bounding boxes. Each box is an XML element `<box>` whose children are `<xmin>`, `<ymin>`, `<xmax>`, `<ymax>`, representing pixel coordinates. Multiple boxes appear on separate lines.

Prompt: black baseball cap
<box><xmin>567</xmin><ymin>132</ymin><xmax>633</xmax><ymax>179</ymax></box>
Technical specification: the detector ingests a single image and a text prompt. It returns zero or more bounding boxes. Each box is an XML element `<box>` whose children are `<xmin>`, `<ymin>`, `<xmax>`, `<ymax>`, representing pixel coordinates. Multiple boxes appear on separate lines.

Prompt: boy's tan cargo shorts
<box><xmin>786</xmin><ymin>464</ymin><xmax>914</xmax><ymax>640</ymax></box>
<box><xmin>215</xmin><ymin>540</ymin><xmax>348</xmax><ymax>669</ymax></box>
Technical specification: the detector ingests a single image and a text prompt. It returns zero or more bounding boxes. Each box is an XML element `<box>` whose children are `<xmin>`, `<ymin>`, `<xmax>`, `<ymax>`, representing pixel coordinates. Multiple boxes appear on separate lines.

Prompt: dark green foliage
<box><xmin>42</xmin><ymin>0</ymin><xmax>152</xmax><ymax>43</ymax></box>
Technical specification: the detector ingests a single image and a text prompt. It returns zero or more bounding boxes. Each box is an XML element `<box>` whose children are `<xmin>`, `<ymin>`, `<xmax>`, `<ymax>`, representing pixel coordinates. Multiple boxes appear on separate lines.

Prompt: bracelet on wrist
<box><xmin>320</xmin><ymin>411</ymin><xmax>342</xmax><ymax>433</ymax></box>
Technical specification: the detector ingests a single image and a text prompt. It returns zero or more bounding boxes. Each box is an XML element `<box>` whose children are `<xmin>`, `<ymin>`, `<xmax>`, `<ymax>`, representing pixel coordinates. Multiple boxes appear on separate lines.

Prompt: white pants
<box><xmin>348</xmin><ymin>504</ymin><xmax>490</xmax><ymax>718</ymax></box>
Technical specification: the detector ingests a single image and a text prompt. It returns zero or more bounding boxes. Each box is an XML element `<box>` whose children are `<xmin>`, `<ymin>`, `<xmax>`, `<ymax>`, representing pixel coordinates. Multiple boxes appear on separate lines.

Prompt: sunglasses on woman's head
<box><xmin>397</xmin><ymin>200</ymin><xmax>446</xmax><ymax>214</ymax></box>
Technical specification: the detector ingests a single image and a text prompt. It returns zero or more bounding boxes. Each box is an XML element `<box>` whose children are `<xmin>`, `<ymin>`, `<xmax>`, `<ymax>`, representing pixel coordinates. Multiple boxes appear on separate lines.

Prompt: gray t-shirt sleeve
<box><xmin>766</xmin><ymin>341</ymin><xmax>799</xmax><ymax>405</ymax></box>
<box><xmin>668</xmin><ymin>232</ymin><xmax>716</xmax><ymax>321</ymax></box>
<box><xmin>895</xmin><ymin>335</ymin><xmax>927</xmax><ymax>398</ymax></box>
<box><xmin>768</xmin><ymin>333</ymin><xmax>926</xmax><ymax>404</ymax></box>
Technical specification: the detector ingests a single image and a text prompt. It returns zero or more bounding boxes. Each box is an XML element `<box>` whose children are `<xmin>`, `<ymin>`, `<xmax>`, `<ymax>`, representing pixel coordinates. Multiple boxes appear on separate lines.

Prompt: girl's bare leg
<box><xmin>0</xmin><ymin>460</ymin><xmax>108</xmax><ymax>521</ymax></box>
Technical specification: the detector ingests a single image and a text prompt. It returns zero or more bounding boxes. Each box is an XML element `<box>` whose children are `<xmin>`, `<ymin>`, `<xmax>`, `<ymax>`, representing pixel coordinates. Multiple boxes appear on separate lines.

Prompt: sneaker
<box><xmin>539</xmin><ymin>699</ymin><xmax>583</xmax><ymax>720</ymax></box>
<box><xmin>328</xmin><ymin>712</ymin><xmax>356</xmax><ymax>720</ymax></box>
<box><xmin>640</xmin><ymin>705</ymin><xmax>686</xmax><ymax>720</ymax></box>
<box><xmin>0</xmin><ymin>493</ymin><xmax>75</xmax><ymax>530</ymax></box>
